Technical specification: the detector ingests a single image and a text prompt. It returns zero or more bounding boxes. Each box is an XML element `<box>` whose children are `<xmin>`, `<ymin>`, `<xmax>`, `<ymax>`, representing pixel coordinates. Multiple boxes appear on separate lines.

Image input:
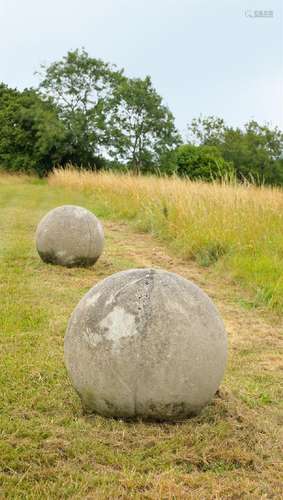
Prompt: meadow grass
<box><xmin>0</xmin><ymin>174</ymin><xmax>282</xmax><ymax>498</ymax></box>
<box><xmin>49</xmin><ymin>168</ymin><xmax>283</xmax><ymax>312</ymax></box>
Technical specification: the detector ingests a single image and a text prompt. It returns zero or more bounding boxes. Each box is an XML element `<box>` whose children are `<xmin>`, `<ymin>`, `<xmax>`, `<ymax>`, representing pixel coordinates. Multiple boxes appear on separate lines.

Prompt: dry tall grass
<box><xmin>49</xmin><ymin>167</ymin><xmax>283</xmax><ymax>311</ymax></box>
<box><xmin>0</xmin><ymin>171</ymin><xmax>30</xmax><ymax>184</ymax></box>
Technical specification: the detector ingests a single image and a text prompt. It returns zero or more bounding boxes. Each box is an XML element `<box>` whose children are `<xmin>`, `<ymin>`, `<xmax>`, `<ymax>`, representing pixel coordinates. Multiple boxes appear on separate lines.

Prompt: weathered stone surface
<box><xmin>64</xmin><ymin>268</ymin><xmax>228</xmax><ymax>420</ymax></box>
<box><xmin>36</xmin><ymin>205</ymin><xmax>104</xmax><ymax>267</ymax></box>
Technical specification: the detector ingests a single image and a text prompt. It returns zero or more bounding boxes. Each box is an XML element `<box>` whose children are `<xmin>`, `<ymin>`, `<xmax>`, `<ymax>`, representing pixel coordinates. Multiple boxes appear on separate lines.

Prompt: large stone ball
<box><xmin>36</xmin><ymin>205</ymin><xmax>104</xmax><ymax>267</ymax></box>
<box><xmin>64</xmin><ymin>268</ymin><xmax>228</xmax><ymax>420</ymax></box>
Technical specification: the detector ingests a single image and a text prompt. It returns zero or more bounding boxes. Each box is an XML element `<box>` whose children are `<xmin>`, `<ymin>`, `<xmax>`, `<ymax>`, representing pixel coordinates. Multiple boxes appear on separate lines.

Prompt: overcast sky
<box><xmin>1</xmin><ymin>0</ymin><xmax>282</xmax><ymax>136</ymax></box>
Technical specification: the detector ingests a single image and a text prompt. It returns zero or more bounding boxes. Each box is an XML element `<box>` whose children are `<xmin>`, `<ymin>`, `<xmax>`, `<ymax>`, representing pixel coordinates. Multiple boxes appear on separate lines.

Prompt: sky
<box><xmin>1</xmin><ymin>0</ymin><xmax>282</xmax><ymax>137</ymax></box>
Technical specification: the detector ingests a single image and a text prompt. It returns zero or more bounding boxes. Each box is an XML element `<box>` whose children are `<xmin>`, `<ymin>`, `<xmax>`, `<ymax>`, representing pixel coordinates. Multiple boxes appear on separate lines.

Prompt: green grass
<box><xmin>0</xmin><ymin>177</ymin><xmax>282</xmax><ymax>499</ymax></box>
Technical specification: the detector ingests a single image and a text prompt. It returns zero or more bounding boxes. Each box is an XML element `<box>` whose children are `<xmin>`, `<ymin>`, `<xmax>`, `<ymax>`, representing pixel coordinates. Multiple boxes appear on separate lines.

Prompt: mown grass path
<box><xmin>0</xmin><ymin>179</ymin><xmax>282</xmax><ymax>499</ymax></box>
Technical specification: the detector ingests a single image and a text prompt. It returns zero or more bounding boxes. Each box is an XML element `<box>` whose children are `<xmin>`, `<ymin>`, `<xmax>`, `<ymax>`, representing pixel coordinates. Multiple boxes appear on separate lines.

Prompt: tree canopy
<box><xmin>38</xmin><ymin>49</ymin><xmax>122</xmax><ymax>166</ymax></box>
<box><xmin>109</xmin><ymin>76</ymin><xmax>181</xmax><ymax>172</ymax></box>
<box><xmin>0</xmin><ymin>50</ymin><xmax>282</xmax><ymax>185</ymax></box>
<box><xmin>187</xmin><ymin>115</ymin><xmax>283</xmax><ymax>184</ymax></box>
<box><xmin>0</xmin><ymin>83</ymin><xmax>70</xmax><ymax>176</ymax></box>
<box><xmin>37</xmin><ymin>49</ymin><xmax>180</xmax><ymax>172</ymax></box>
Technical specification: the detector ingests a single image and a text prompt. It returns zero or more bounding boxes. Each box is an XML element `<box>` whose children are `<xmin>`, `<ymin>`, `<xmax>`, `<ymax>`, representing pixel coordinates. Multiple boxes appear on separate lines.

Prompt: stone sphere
<box><xmin>64</xmin><ymin>268</ymin><xmax>228</xmax><ymax>420</ymax></box>
<box><xmin>36</xmin><ymin>205</ymin><xmax>104</xmax><ymax>267</ymax></box>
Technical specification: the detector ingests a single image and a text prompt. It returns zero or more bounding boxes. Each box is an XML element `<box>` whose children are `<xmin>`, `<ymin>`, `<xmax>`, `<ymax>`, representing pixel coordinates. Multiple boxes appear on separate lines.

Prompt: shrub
<box><xmin>174</xmin><ymin>144</ymin><xmax>234</xmax><ymax>181</ymax></box>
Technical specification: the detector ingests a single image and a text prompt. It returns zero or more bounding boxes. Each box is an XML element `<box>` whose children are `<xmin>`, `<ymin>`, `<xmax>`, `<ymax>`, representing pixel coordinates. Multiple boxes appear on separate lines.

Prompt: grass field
<box><xmin>0</xmin><ymin>174</ymin><xmax>282</xmax><ymax>499</ymax></box>
<box><xmin>50</xmin><ymin>168</ymin><xmax>283</xmax><ymax>313</ymax></box>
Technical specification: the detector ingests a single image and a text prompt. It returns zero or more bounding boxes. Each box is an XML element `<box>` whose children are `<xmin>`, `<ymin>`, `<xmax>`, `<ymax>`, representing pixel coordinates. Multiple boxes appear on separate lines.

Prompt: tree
<box><xmin>187</xmin><ymin>115</ymin><xmax>226</xmax><ymax>146</ymax></box>
<box><xmin>109</xmin><ymin>76</ymin><xmax>181</xmax><ymax>172</ymax></box>
<box><xmin>221</xmin><ymin>121</ymin><xmax>283</xmax><ymax>183</ymax></box>
<box><xmin>38</xmin><ymin>49</ymin><xmax>123</xmax><ymax>166</ymax></box>
<box><xmin>37</xmin><ymin>50</ymin><xmax>180</xmax><ymax>173</ymax></box>
<box><xmin>0</xmin><ymin>83</ymin><xmax>70</xmax><ymax>176</ymax></box>
<box><xmin>187</xmin><ymin>115</ymin><xmax>283</xmax><ymax>184</ymax></box>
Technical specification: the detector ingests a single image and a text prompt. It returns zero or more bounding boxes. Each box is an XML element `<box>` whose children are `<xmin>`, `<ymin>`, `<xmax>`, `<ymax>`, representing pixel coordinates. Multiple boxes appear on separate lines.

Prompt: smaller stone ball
<box><xmin>36</xmin><ymin>205</ymin><xmax>104</xmax><ymax>267</ymax></box>
<box><xmin>64</xmin><ymin>268</ymin><xmax>228</xmax><ymax>421</ymax></box>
